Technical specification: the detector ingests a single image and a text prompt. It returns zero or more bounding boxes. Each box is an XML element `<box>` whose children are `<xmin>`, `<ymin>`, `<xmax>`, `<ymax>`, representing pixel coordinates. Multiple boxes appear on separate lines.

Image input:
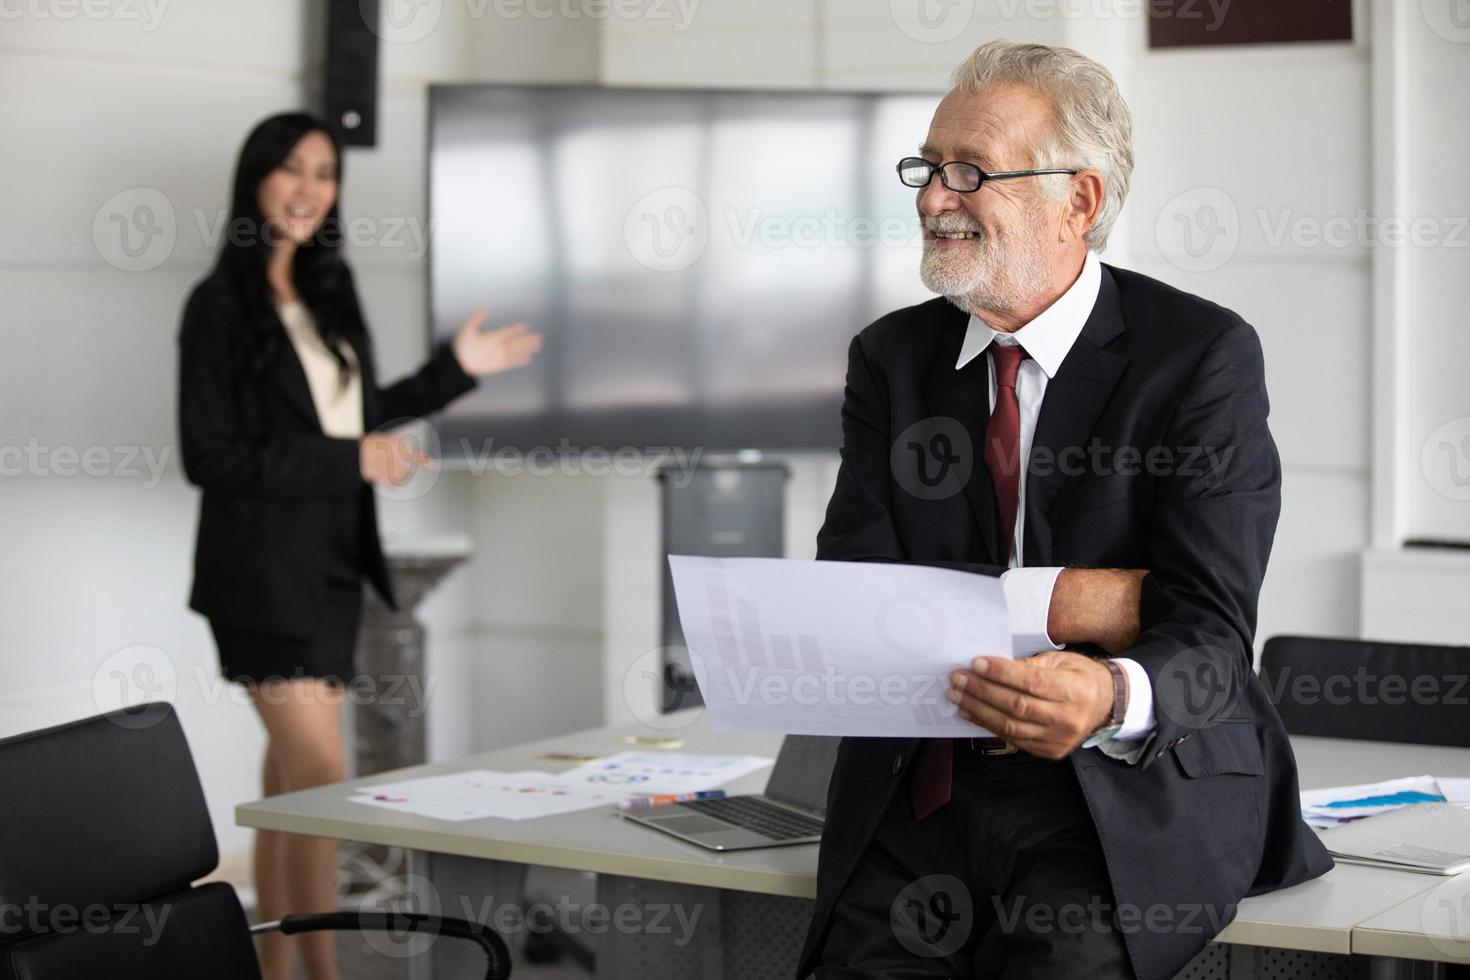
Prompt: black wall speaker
<box><xmin>325</xmin><ymin>0</ymin><xmax>380</xmax><ymax>147</ymax></box>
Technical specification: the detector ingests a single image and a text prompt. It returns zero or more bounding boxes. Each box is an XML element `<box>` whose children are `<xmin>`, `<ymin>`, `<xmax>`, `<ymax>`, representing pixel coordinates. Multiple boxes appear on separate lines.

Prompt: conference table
<box><xmin>237</xmin><ymin>712</ymin><xmax>1470</xmax><ymax>980</ymax></box>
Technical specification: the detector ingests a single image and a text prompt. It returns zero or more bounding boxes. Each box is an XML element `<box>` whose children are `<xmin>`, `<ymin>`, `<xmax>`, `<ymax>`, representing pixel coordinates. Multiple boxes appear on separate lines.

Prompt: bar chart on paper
<box><xmin>668</xmin><ymin>556</ymin><xmax>1013</xmax><ymax>737</ymax></box>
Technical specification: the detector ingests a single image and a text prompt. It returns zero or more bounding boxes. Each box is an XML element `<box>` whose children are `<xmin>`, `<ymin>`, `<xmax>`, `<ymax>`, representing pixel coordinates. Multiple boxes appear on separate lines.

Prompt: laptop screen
<box><xmin>763</xmin><ymin>735</ymin><xmax>841</xmax><ymax>816</ymax></box>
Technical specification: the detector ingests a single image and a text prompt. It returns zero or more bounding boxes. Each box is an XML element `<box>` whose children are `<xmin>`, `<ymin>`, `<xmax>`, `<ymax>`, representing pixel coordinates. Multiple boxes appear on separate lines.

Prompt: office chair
<box><xmin>1259</xmin><ymin>634</ymin><xmax>1470</xmax><ymax>747</ymax></box>
<box><xmin>0</xmin><ymin>702</ymin><xmax>511</xmax><ymax>980</ymax></box>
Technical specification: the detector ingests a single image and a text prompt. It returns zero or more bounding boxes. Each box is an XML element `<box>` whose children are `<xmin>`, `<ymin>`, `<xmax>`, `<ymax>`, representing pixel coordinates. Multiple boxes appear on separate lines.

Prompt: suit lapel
<box><xmin>262</xmin><ymin>323</ymin><xmax>323</xmax><ymax>431</ymax></box>
<box><xmin>922</xmin><ymin>318</ymin><xmax>1002</xmax><ymax>565</ymax></box>
<box><xmin>1024</xmin><ymin>266</ymin><xmax>1129</xmax><ymax>565</ymax></box>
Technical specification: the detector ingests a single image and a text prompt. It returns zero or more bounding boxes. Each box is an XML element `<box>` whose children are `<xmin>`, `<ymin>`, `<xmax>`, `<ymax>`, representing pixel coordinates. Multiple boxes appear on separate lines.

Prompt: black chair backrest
<box><xmin>1259</xmin><ymin>635</ymin><xmax>1470</xmax><ymax>747</ymax></box>
<box><xmin>0</xmin><ymin>702</ymin><xmax>259</xmax><ymax>980</ymax></box>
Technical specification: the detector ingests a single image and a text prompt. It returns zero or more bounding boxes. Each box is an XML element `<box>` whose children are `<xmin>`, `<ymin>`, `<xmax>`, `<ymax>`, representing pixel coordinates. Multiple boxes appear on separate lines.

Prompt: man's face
<box><xmin>916</xmin><ymin>83</ymin><xmax>1064</xmax><ymax>316</ymax></box>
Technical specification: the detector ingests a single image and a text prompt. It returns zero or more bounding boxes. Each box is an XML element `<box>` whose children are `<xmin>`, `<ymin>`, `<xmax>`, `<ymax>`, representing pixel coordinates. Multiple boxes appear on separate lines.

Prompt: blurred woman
<box><xmin>177</xmin><ymin>112</ymin><xmax>540</xmax><ymax>980</ymax></box>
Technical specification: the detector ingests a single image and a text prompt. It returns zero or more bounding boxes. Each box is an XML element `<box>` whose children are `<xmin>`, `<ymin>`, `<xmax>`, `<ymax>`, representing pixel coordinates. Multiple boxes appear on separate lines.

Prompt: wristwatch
<box><xmin>1081</xmin><ymin>657</ymin><xmax>1128</xmax><ymax>748</ymax></box>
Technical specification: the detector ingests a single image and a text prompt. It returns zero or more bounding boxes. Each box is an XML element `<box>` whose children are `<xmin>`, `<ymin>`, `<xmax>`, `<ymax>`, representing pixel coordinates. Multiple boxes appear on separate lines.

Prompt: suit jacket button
<box><xmin>892</xmin><ymin>756</ymin><xmax>903</xmax><ymax>775</ymax></box>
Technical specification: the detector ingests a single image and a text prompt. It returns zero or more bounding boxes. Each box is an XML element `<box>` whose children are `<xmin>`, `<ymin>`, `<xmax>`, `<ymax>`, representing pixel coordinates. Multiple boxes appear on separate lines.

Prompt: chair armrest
<box><xmin>253</xmin><ymin>911</ymin><xmax>511</xmax><ymax>979</ymax></box>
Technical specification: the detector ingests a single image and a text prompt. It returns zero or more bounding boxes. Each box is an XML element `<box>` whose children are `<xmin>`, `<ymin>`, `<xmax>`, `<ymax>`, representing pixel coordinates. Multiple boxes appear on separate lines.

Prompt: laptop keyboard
<box><xmin>681</xmin><ymin>795</ymin><xmax>824</xmax><ymax>841</ymax></box>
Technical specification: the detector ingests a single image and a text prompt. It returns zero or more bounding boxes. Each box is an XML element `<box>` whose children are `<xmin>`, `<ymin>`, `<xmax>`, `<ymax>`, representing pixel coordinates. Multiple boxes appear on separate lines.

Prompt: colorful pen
<box><xmin>618</xmin><ymin>790</ymin><xmax>727</xmax><ymax>810</ymax></box>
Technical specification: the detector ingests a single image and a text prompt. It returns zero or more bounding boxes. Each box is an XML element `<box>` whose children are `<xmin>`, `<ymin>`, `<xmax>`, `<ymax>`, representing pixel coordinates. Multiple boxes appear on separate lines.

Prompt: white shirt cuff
<box><xmin>1000</xmin><ymin>567</ymin><xmax>1065</xmax><ymax>658</ymax></box>
<box><xmin>1110</xmin><ymin>657</ymin><xmax>1156</xmax><ymax>741</ymax></box>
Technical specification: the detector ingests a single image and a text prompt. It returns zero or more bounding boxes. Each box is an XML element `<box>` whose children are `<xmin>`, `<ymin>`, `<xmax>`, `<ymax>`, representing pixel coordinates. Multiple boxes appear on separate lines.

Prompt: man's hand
<box><xmin>946</xmin><ymin>652</ymin><xmax>1119</xmax><ymax>760</ymax></box>
<box><xmin>1047</xmin><ymin>568</ymin><xmax>1147</xmax><ymax>655</ymax></box>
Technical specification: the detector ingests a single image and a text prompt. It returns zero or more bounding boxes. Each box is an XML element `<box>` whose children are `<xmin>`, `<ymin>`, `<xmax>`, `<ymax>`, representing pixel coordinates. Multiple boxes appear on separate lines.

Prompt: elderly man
<box><xmin>798</xmin><ymin>40</ymin><xmax>1331</xmax><ymax>980</ymax></box>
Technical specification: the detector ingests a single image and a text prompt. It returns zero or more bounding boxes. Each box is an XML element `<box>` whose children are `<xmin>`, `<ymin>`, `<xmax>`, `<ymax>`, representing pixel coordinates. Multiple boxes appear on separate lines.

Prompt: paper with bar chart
<box><xmin>668</xmin><ymin>555</ymin><xmax>1012</xmax><ymax>737</ymax></box>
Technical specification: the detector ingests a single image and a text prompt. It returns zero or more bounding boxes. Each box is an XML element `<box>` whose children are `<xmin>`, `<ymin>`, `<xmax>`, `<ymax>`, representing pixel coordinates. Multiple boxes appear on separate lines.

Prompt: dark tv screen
<box><xmin>428</xmin><ymin>84</ymin><xmax>940</xmax><ymax>456</ymax></box>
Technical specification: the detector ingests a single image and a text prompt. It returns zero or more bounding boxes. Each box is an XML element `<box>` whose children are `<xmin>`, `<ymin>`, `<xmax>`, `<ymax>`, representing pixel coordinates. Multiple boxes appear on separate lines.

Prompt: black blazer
<box><xmin>797</xmin><ymin>265</ymin><xmax>1333</xmax><ymax>980</ymax></box>
<box><xmin>177</xmin><ymin>268</ymin><xmax>476</xmax><ymax>636</ymax></box>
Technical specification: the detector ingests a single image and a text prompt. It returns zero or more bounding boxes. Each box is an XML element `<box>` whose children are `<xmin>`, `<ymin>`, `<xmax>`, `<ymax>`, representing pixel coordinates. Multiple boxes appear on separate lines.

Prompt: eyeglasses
<box><xmin>896</xmin><ymin>156</ymin><xmax>1078</xmax><ymax>193</ymax></box>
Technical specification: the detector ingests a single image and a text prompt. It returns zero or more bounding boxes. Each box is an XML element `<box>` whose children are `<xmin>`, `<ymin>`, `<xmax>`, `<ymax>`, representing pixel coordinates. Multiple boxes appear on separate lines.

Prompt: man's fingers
<box><xmin>966</xmin><ymin>657</ymin><xmax>1070</xmax><ymax>702</ymax></box>
<box><xmin>949</xmin><ymin>673</ymin><xmax>1063</xmax><ymax>726</ymax></box>
<box><xmin>952</xmin><ymin>696</ymin><xmax>1050</xmax><ymax>743</ymax></box>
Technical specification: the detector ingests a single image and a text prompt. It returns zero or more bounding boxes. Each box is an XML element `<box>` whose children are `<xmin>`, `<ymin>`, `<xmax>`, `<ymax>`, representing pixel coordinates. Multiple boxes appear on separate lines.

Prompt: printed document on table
<box><xmin>668</xmin><ymin>555</ymin><xmax>1012</xmax><ymax>738</ymax></box>
<box><xmin>551</xmin><ymin>751</ymin><xmax>773</xmax><ymax>795</ymax></box>
<box><xmin>1300</xmin><ymin>775</ymin><xmax>1446</xmax><ymax>829</ymax></box>
<box><xmin>350</xmin><ymin>770</ymin><xmax>621</xmax><ymax>822</ymax></box>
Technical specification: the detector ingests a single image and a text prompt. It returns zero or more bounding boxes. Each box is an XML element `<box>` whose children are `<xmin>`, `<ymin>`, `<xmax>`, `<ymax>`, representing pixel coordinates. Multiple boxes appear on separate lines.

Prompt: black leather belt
<box><xmin>964</xmin><ymin>737</ymin><xmax>1018</xmax><ymax>755</ymax></box>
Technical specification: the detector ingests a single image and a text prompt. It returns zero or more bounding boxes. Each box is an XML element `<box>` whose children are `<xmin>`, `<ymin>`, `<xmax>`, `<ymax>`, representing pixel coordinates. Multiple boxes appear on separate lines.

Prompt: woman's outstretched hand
<box><xmin>451</xmin><ymin>308</ymin><xmax>542</xmax><ymax>376</ymax></box>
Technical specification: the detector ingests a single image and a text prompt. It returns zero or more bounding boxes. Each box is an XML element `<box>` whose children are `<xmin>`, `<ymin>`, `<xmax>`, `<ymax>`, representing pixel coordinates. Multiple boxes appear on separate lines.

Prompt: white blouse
<box><xmin>277</xmin><ymin>299</ymin><xmax>364</xmax><ymax>439</ymax></box>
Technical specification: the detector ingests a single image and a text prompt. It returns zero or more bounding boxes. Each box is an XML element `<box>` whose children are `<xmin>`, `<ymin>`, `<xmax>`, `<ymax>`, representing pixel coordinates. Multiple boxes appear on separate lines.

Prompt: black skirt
<box><xmin>210</xmin><ymin>490</ymin><xmax>364</xmax><ymax>686</ymax></box>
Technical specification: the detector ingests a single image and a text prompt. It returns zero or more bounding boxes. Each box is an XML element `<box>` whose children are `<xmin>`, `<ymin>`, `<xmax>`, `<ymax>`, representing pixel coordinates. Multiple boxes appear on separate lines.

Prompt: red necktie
<box><xmin>911</xmin><ymin>340</ymin><xmax>1030</xmax><ymax>819</ymax></box>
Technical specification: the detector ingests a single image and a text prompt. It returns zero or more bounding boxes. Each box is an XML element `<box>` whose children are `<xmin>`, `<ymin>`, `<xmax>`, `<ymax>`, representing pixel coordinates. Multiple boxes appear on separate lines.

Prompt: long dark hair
<box><xmin>214</xmin><ymin>112</ymin><xmax>359</xmax><ymax>374</ymax></box>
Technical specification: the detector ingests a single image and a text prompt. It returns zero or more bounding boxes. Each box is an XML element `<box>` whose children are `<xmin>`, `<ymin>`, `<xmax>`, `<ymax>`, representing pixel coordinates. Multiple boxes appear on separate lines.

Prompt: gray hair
<box><xmin>951</xmin><ymin>40</ymin><xmax>1134</xmax><ymax>252</ymax></box>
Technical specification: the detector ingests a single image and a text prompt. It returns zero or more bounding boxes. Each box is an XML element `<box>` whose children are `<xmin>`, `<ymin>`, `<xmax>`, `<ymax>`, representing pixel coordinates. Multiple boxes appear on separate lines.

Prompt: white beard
<box><xmin>919</xmin><ymin>209</ymin><xmax>1054</xmax><ymax>316</ymax></box>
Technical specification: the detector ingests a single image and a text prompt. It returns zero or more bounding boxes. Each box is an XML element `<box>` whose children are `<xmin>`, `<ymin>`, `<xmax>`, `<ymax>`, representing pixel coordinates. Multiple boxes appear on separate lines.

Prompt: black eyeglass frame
<box><xmin>896</xmin><ymin>156</ymin><xmax>1079</xmax><ymax>193</ymax></box>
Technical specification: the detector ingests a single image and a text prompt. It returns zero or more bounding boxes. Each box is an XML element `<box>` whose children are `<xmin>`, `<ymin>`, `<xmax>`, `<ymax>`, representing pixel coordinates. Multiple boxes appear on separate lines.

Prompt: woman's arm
<box><xmin>177</xmin><ymin>280</ymin><xmax>362</xmax><ymax>496</ymax></box>
<box><xmin>343</xmin><ymin>267</ymin><xmax>540</xmax><ymax>427</ymax></box>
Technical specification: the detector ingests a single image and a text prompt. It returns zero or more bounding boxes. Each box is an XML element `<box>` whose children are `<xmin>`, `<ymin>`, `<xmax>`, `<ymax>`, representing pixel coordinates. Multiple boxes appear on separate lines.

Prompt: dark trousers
<box><xmin>814</xmin><ymin>745</ymin><xmax>1134</xmax><ymax>980</ymax></box>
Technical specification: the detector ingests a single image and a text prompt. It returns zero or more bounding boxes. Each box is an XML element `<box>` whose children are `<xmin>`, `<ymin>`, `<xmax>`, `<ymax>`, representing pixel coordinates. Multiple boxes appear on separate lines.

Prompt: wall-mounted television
<box><xmin>428</xmin><ymin>84</ymin><xmax>941</xmax><ymax>457</ymax></box>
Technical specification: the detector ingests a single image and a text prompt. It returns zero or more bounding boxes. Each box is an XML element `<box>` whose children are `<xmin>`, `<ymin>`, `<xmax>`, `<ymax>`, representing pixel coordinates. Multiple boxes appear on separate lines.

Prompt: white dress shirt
<box><xmin>278</xmin><ymin>299</ymin><xmax>364</xmax><ymax>439</ymax></box>
<box><xmin>965</xmin><ymin>251</ymin><xmax>1156</xmax><ymax>754</ymax></box>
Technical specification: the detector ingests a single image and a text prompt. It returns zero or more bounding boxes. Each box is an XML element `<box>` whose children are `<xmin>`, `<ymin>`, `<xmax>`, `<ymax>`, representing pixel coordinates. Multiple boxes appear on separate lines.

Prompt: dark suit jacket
<box><xmin>177</xmin><ymin>267</ymin><xmax>476</xmax><ymax>636</ymax></box>
<box><xmin>797</xmin><ymin>265</ymin><xmax>1333</xmax><ymax>980</ymax></box>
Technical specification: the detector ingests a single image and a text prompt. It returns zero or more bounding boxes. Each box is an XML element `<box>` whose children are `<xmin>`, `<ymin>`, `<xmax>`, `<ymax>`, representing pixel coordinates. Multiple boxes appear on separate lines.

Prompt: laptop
<box><xmin>619</xmin><ymin>735</ymin><xmax>839</xmax><ymax>851</ymax></box>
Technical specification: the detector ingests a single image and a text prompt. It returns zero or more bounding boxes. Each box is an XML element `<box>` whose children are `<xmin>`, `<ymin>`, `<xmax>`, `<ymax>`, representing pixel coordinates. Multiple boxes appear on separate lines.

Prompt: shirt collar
<box><xmin>955</xmin><ymin>250</ymin><xmax>1101</xmax><ymax>379</ymax></box>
